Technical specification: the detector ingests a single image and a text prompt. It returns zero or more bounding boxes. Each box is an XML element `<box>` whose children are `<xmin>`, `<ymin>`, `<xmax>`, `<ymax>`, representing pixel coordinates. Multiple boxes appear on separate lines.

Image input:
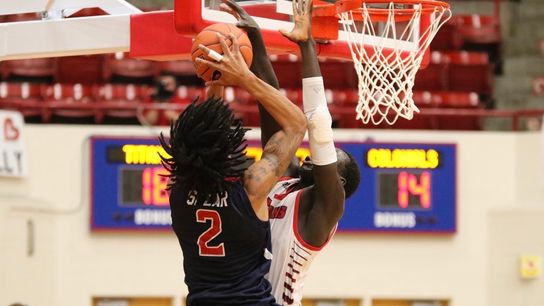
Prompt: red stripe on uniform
<box><xmin>287</xmin><ymin>263</ymin><xmax>300</xmax><ymax>274</ymax></box>
<box><xmin>294</xmin><ymin>242</ymin><xmax>312</xmax><ymax>256</ymax></box>
<box><xmin>283</xmin><ymin>293</ymin><xmax>294</xmax><ymax>305</ymax></box>
<box><xmin>284</xmin><ymin>282</ymin><xmax>293</xmax><ymax>291</ymax></box>
<box><xmin>285</xmin><ymin>272</ymin><xmax>295</xmax><ymax>281</ymax></box>
<box><xmin>289</xmin><ymin>255</ymin><xmax>303</xmax><ymax>266</ymax></box>
<box><xmin>293</xmin><ymin>249</ymin><xmax>309</xmax><ymax>261</ymax></box>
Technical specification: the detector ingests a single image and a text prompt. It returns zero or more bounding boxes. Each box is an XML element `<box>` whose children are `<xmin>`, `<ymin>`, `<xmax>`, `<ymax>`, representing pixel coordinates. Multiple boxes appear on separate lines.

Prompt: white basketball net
<box><xmin>340</xmin><ymin>2</ymin><xmax>451</xmax><ymax>125</ymax></box>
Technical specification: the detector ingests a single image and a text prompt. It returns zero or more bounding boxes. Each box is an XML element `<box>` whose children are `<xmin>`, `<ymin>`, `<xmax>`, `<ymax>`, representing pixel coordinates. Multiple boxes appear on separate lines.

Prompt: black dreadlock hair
<box><xmin>159</xmin><ymin>97</ymin><xmax>249</xmax><ymax>204</ymax></box>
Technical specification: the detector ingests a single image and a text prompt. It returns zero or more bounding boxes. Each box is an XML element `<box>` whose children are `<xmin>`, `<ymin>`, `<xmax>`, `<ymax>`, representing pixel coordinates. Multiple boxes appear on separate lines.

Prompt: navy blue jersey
<box><xmin>170</xmin><ymin>180</ymin><xmax>277</xmax><ymax>306</ymax></box>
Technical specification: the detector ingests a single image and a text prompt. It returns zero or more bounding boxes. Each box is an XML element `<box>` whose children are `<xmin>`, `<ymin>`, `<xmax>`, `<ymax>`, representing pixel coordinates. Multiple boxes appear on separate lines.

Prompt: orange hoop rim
<box><xmin>313</xmin><ymin>0</ymin><xmax>451</xmax><ymax>18</ymax></box>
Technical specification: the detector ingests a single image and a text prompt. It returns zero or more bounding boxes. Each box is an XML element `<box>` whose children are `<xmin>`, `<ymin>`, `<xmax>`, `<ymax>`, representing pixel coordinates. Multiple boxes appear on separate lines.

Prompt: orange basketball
<box><xmin>191</xmin><ymin>23</ymin><xmax>253</xmax><ymax>82</ymax></box>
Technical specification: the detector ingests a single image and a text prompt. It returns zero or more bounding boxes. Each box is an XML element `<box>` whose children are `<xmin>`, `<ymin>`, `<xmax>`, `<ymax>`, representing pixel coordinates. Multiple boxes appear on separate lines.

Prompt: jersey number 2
<box><xmin>196</xmin><ymin>209</ymin><xmax>225</xmax><ymax>257</ymax></box>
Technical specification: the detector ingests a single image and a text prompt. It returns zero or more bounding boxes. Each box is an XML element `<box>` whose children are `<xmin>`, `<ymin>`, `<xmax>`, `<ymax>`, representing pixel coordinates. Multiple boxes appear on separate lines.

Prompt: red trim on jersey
<box><xmin>292</xmin><ymin>190</ymin><xmax>335</xmax><ymax>251</ymax></box>
<box><xmin>283</xmin><ymin>293</ymin><xmax>294</xmax><ymax>304</ymax></box>
<box><xmin>279</xmin><ymin>176</ymin><xmax>295</xmax><ymax>182</ymax></box>
<box><xmin>285</xmin><ymin>272</ymin><xmax>295</xmax><ymax>281</ymax></box>
<box><xmin>287</xmin><ymin>263</ymin><xmax>300</xmax><ymax>274</ymax></box>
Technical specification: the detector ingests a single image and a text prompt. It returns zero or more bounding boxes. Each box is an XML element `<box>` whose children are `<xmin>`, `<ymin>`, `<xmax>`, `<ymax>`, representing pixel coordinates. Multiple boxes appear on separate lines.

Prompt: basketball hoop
<box><xmin>314</xmin><ymin>0</ymin><xmax>451</xmax><ymax>125</ymax></box>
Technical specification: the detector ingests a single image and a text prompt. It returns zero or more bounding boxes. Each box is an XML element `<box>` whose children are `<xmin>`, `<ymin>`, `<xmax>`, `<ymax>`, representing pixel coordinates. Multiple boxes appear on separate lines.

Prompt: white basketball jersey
<box><xmin>266</xmin><ymin>178</ymin><xmax>335</xmax><ymax>306</ymax></box>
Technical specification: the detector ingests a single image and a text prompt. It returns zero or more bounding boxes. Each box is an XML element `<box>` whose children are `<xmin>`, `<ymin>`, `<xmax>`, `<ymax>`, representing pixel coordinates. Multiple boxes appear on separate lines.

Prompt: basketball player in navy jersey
<box><xmin>218</xmin><ymin>0</ymin><xmax>361</xmax><ymax>304</ymax></box>
<box><xmin>160</xmin><ymin>32</ymin><xmax>307</xmax><ymax>305</ymax></box>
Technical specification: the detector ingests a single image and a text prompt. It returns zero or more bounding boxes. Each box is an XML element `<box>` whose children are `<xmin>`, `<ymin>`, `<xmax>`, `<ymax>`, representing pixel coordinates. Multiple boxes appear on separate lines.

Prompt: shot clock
<box><xmin>90</xmin><ymin>137</ymin><xmax>456</xmax><ymax>233</ymax></box>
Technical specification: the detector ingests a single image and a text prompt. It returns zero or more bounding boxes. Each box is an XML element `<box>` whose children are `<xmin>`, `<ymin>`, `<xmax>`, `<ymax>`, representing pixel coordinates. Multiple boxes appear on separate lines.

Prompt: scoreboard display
<box><xmin>91</xmin><ymin>137</ymin><xmax>171</xmax><ymax>231</ymax></box>
<box><xmin>90</xmin><ymin>136</ymin><xmax>456</xmax><ymax>233</ymax></box>
<box><xmin>340</xmin><ymin>142</ymin><xmax>457</xmax><ymax>233</ymax></box>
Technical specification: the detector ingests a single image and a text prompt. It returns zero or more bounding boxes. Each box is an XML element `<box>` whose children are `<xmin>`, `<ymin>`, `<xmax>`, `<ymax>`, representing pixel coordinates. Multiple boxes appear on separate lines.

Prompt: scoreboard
<box><xmin>340</xmin><ymin>142</ymin><xmax>457</xmax><ymax>233</ymax></box>
<box><xmin>90</xmin><ymin>136</ymin><xmax>456</xmax><ymax>233</ymax></box>
<box><xmin>91</xmin><ymin>137</ymin><xmax>172</xmax><ymax>231</ymax></box>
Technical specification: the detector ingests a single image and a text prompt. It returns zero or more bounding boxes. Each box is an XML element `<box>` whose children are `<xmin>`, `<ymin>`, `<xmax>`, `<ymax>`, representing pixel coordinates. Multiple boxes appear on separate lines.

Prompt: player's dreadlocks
<box><xmin>159</xmin><ymin>97</ymin><xmax>249</xmax><ymax>204</ymax></box>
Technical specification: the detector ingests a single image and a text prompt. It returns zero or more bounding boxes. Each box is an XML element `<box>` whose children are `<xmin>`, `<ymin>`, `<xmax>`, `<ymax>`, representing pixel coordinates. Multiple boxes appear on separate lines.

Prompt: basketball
<box><xmin>191</xmin><ymin>23</ymin><xmax>253</xmax><ymax>82</ymax></box>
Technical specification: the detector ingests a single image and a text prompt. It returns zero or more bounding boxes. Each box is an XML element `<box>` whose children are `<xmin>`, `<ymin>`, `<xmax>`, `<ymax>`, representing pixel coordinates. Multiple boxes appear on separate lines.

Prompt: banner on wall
<box><xmin>90</xmin><ymin>136</ymin><xmax>456</xmax><ymax>233</ymax></box>
<box><xmin>0</xmin><ymin>110</ymin><xmax>27</xmax><ymax>177</ymax></box>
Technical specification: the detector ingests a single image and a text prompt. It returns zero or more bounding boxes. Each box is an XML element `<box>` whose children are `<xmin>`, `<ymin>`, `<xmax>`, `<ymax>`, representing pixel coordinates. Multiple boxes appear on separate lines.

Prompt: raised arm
<box><xmin>205</xmin><ymin>84</ymin><xmax>224</xmax><ymax>100</ymax></box>
<box><xmin>196</xmin><ymin>34</ymin><xmax>307</xmax><ymax>220</ymax></box>
<box><xmin>280</xmin><ymin>0</ymin><xmax>345</xmax><ymax>246</ymax></box>
<box><xmin>219</xmin><ymin>0</ymin><xmax>281</xmax><ymax>148</ymax></box>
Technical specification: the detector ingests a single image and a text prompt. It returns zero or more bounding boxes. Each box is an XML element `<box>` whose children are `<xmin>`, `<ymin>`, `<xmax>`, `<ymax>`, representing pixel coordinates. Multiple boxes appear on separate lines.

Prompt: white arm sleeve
<box><xmin>302</xmin><ymin>77</ymin><xmax>337</xmax><ymax>166</ymax></box>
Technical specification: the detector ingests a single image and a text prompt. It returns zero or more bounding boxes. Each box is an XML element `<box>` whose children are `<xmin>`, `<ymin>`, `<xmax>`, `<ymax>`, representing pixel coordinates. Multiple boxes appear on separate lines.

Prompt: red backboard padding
<box><xmin>131</xmin><ymin>3</ymin><xmax>431</xmax><ymax>65</ymax></box>
<box><xmin>130</xmin><ymin>11</ymin><xmax>194</xmax><ymax>61</ymax></box>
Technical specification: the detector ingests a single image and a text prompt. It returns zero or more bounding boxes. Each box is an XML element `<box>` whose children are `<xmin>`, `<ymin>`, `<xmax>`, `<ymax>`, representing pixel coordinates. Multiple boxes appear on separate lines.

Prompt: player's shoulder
<box><xmin>272</xmin><ymin>177</ymin><xmax>299</xmax><ymax>190</ymax></box>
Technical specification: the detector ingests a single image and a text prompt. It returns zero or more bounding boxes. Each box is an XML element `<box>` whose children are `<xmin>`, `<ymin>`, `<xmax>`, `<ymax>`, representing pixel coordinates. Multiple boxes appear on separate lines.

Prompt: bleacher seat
<box><xmin>43</xmin><ymin>83</ymin><xmax>97</xmax><ymax>123</ymax></box>
<box><xmin>0</xmin><ymin>82</ymin><xmax>45</xmax><ymax>119</ymax></box>
<box><xmin>158</xmin><ymin>61</ymin><xmax>202</xmax><ymax>86</ymax></box>
<box><xmin>322</xmin><ymin>89</ymin><xmax>358</xmax><ymax>127</ymax></box>
<box><xmin>430</xmin><ymin>22</ymin><xmax>463</xmax><ymax>51</ymax></box>
<box><xmin>331</xmin><ymin>107</ymin><xmax>388</xmax><ymax>129</ymax></box>
<box><xmin>431</xmin><ymin>91</ymin><xmax>480</xmax><ymax>108</ymax></box>
<box><xmin>454</xmin><ymin>14</ymin><xmax>501</xmax><ymax>44</ymax></box>
<box><xmin>430</xmin><ymin>90</ymin><xmax>483</xmax><ymax>130</ymax></box>
<box><xmin>228</xmin><ymin>87</ymin><xmax>253</xmax><ymax>105</ymax></box>
<box><xmin>270</xmin><ymin>54</ymin><xmax>301</xmax><ymax>88</ymax></box>
<box><xmin>280</xmin><ymin>88</ymin><xmax>303</xmax><ymax>106</ymax></box>
<box><xmin>105</xmin><ymin>53</ymin><xmax>157</xmax><ymax>84</ymax></box>
<box><xmin>319</xmin><ymin>58</ymin><xmax>358</xmax><ymax>89</ymax></box>
<box><xmin>173</xmin><ymin>86</ymin><xmax>205</xmax><ymax>104</ymax></box>
<box><xmin>443</xmin><ymin>51</ymin><xmax>489</xmax><ymax>65</ymax></box>
<box><xmin>2</xmin><ymin>58</ymin><xmax>55</xmax><ymax>82</ymax></box>
<box><xmin>414</xmin><ymin>63</ymin><xmax>448</xmax><ymax>92</ymax></box>
<box><xmin>226</xmin><ymin>87</ymin><xmax>258</xmax><ymax>126</ymax></box>
<box><xmin>448</xmin><ymin>61</ymin><xmax>493</xmax><ymax>95</ymax></box>
<box><xmin>95</xmin><ymin>84</ymin><xmax>151</xmax><ymax>121</ymax></box>
<box><xmin>326</xmin><ymin>89</ymin><xmax>359</xmax><ymax>106</ymax></box>
<box><xmin>412</xmin><ymin>91</ymin><xmax>434</xmax><ymax>108</ymax></box>
<box><xmin>56</xmin><ymin>55</ymin><xmax>105</xmax><ymax>84</ymax></box>
<box><xmin>455</xmin><ymin>14</ymin><xmax>502</xmax><ymax>73</ymax></box>
<box><xmin>229</xmin><ymin>102</ymin><xmax>259</xmax><ymax>127</ymax></box>
<box><xmin>414</xmin><ymin>51</ymin><xmax>493</xmax><ymax>97</ymax></box>
<box><xmin>158</xmin><ymin>61</ymin><xmax>196</xmax><ymax>76</ymax></box>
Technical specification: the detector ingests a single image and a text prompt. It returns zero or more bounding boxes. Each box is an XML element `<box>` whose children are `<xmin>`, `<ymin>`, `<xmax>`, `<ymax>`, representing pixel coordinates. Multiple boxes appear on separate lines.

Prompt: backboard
<box><xmin>166</xmin><ymin>0</ymin><xmax>430</xmax><ymax>63</ymax></box>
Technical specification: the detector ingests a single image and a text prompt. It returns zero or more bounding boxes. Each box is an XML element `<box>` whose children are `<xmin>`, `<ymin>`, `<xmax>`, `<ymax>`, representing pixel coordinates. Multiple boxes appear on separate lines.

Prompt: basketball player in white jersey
<box><xmin>219</xmin><ymin>0</ymin><xmax>361</xmax><ymax>305</ymax></box>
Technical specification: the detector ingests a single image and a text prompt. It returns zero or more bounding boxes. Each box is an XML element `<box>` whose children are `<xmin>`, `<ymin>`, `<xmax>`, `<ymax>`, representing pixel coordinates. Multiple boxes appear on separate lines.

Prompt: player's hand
<box><xmin>220</xmin><ymin>0</ymin><xmax>260</xmax><ymax>33</ymax></box>
<box><xmin>279</xmin><ymin>0</ymin><xmax>313</xmax><ymax>43</ymax></box>
<box><xmin>195</xmin><ymin>33</ymin><xmax>253</xmax><ymax>87</ymax></box>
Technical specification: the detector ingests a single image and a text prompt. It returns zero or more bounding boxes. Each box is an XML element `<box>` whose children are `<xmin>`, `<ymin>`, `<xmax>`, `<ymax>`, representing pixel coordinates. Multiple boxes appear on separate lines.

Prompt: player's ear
<box><xmin>339</xmin><ymin>176</ymin><xmax>346</xmax><ymax>186</ymax></box>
